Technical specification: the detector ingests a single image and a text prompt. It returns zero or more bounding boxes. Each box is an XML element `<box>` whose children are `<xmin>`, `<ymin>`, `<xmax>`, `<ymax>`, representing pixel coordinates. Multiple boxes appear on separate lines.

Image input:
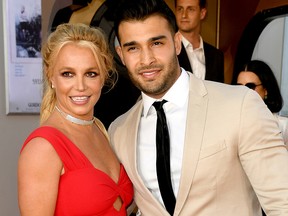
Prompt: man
<box><xmin>175</xmin><ymin>0</ymin><xmax>224</xmax><ymax>82</ymax></box>
<box><xmin>109</xmin><ymin>0</ymin><xmax>288</xmax><ymax>215</ymax></box>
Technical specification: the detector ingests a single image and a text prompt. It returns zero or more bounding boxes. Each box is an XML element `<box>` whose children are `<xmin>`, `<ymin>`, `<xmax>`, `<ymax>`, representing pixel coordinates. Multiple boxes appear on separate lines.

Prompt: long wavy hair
<box><xmin>40</xmin><ymin>23</ymin><xmax>116</xmax><ymax>124</ymax></box>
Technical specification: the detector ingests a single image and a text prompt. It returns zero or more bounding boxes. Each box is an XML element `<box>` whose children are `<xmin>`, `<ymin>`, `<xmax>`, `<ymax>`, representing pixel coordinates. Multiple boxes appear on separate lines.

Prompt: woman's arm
<box><xmin>18</xmin><ymin>137</ymin><xmax>62</xmax><ymax>216</ymax></box>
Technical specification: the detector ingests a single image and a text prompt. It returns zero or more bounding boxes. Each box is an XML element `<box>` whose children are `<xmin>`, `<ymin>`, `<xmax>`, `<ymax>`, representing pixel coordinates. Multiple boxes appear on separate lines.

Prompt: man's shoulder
<box><xmin>189</xmin><ymin>73</ymin><xmax>251</xmax><ymax>100</ymax></box>
<box><xmin>203</xmin><ymin>79</ymin><xmax>248</xmax><ymax>95</ymax></box>
<box><xmin>110</xmin><ymin>99</ymin><xmax>142</xmax><ymax>127</ymax></box>
<box><xmin>203</xmin><ymin>41</ymin><xmax>222</xmax><ymax>53</ymax></box>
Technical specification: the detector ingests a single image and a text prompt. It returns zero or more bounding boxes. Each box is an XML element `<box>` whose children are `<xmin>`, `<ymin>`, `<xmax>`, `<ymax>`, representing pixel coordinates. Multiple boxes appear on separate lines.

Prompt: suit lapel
<box><xmin>203</xmin><ymin>42</ymin><xmax>210</xmax><ymax>78</ymax></box>
<box><xmin>123</xmin><ymin>103</ymin><xmax>142</xmax><ymax>183</ymax></box>
<box><xmin>123</xmin><ymin>102</ymin><xmax>170</xmax><ymax>212</ymax></box>
<box><xmin>175</xmin><ymin>74</ymin><xmax>208</xmax><ymax>213</ymax></box>
<box><xmin>124</xmin><ymin>76</ymin><xmax>209</xmax><ymax>214</ymax></box>
<box><xmin>178</xmin><ymin>43</ymin><xmax>193</xmax><ymax>73</ymax></box>
<box><xmin>203</xmin><ymin>42</ymin><xmax>213</xmax><ymax>80</ymax></box>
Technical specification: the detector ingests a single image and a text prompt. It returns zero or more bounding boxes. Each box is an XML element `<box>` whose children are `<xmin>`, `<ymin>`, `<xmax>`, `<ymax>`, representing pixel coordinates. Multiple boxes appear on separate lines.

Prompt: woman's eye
<box><xmin>61</xmin><ymin>72</ymin><xmax>73</xmax><ymax>77</ymax></box>
<box><xmin>86</xmin><ymin>72</ymin><xmax>98</xmax><ymax>77</ymax></box>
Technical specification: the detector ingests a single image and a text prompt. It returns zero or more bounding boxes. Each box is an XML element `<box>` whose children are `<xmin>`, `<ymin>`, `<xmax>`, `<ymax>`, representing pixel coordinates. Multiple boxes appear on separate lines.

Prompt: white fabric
<box><xmin>274</xmin><ymin>113</ymin><xmax>288</xmax><ymax>146</ymax></box>
<box><xmin>181</xmin><ymin>35</ymin><xmax>205</xmax><ymax>80</ymax></box>
<box><xmin>137</xmin><ymin>69</ymin><xmax>189</xmax><ymax>206</ymax></box>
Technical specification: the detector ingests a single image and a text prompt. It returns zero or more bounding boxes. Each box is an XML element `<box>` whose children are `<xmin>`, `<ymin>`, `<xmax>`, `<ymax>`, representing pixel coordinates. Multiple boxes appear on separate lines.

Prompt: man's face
<box><xmin>175</xmin><ymin>0</ymin><xmax>206</xmax><ymax>34</ymax></box>
<box><xmin>116</xmin><ymin>15</ymin><xmax>182</xmax><ymax>99</ymax></box>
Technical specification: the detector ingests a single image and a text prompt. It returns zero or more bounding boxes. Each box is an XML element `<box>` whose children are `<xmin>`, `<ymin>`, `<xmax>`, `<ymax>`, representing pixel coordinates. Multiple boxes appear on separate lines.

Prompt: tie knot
<box><xmin>153</xmin><ymin>100</ymin><xmax>167</xmax><ymax>111</ymax></box>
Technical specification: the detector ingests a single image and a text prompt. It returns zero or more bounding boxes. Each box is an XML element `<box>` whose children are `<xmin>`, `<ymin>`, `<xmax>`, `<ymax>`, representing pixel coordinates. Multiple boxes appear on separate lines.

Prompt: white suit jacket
<box><xmin>109</xmin><ymin>72</ymin><xmax>288</xmax><ymax>216</ymax></box>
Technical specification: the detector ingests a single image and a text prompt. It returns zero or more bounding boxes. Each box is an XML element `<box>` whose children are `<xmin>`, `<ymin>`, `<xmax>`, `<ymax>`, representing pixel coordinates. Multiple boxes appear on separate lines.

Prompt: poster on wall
<box><xmin>3</xmin><ymin>0</ymin><xmax>42</xmax><ymax>114</ymax></box>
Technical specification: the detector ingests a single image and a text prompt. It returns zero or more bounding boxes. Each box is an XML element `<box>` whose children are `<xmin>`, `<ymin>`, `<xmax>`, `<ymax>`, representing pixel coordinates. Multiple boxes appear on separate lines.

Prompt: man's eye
<box><xmin>153</xmin><ymin>41</ymin><xmax>162</xmax><ymax>46</ymax></box>
<box><xmin>127</xmin><ymin>47</ymin><xmax>137</xmax><ymax>52</ymax></box>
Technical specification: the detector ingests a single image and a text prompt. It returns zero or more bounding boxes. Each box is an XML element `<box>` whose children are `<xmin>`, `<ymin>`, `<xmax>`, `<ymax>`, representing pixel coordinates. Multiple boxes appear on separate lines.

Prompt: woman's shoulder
<box><xmin>21</xmin><ymin>126</ymin><xmax>54</xmax><ymax>148</ymax></box>
<box><xmin>19</xmin><ymin>130</ymin><xmax>61</xmax><ymax>172</ymax></box>
<box><xmin>20</xmin><ymin>126</ymin><xmax>69</xmax><ymax>155</ymax></box>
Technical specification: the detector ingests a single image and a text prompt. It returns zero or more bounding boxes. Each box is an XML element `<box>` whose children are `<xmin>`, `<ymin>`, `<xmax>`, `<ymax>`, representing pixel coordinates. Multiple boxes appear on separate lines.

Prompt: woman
<box><xmin>236</xmin><ymin>60</ymin><xmax>288</xmax><ymax>146</ymax></box>
<box><xmin>18</xmin><ymin>23</ymin><xmax>133</xmax><ymax>215</ymax></box>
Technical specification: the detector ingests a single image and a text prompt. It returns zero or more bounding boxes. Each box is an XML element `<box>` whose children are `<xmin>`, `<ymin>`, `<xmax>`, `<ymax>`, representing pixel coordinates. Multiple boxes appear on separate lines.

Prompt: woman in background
<box><xmin>236</xmin><ymin>59</ymin><xmax>288</xmax><ymax>146</ymax></box>
<box><xmin>18</xmin><ymin>23</ymin><xmax>133</xmax><ymax>215</ymax></box>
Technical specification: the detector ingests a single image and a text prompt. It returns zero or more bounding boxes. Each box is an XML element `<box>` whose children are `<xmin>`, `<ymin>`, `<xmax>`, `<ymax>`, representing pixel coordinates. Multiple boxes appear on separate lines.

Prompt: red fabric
<box><xmin>21</xmin><ymin>126</ymin><xmax>133</xmax><ymax>216</ymax></box>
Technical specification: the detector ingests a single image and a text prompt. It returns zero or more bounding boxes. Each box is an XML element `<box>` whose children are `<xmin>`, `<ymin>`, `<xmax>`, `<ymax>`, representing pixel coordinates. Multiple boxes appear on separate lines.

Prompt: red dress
<box><xmin>21</xmin><ymin>126</ymin><xmax>134</xmax><ymax>216</ymax></box>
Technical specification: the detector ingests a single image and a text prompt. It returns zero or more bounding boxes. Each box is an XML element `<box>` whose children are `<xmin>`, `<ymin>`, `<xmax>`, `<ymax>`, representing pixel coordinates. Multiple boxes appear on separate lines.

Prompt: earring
<box><xmin>264</xmin><ymin>95</ymin><xmax>267</xmax><ymax>100</ymax></box>
<box><xmin>52</xmin><ymin>84</ymin><xmax>55</xmax><ymax>89</ymax></box>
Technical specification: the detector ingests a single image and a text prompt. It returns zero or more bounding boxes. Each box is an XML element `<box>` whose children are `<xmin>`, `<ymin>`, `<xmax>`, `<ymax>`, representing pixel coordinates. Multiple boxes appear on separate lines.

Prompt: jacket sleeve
<box><xmin>238</xmin><ymin>89</ymin><xmax>288</xmax><ymax>215</ymax></box>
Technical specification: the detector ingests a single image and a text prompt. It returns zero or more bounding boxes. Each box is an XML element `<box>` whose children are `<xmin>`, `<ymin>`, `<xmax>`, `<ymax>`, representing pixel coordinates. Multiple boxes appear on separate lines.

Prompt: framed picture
<box><xmin>3</xmin><ymin>0</ymin><xmax>42</xmax><ymax>114</ymax></box>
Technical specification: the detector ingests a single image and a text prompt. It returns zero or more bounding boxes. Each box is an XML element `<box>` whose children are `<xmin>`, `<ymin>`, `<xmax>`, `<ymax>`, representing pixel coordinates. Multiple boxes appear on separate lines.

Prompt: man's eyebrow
<box><xmin>122</xmin><ymin>35</ymin><xmax>167</xmax><ymax>48</ymax></box>
<box><xmin>123</xmin><ymin>41</ymin><xmax>136</xmax><ymax>47</ymax></box>
<box><xmin>150</xmin><ymin>35</ymin><xmax>166</xmax><ymax>42</ymax></box>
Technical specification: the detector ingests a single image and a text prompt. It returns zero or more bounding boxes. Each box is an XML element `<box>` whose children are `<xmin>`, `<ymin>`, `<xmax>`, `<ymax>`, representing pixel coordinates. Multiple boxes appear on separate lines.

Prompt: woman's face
<box><xmin>50</xmin><ymin>43</ymin><xmax>103</xmax><ymax>120</ymax></box>
<box><xmin>237</xmin><ymin>71</ymin><xmax>267</xmax><ymax>100</ymax></box>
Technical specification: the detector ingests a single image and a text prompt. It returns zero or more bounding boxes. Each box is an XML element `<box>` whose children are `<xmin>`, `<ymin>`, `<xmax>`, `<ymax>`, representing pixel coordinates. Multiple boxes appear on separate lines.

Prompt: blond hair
<box><xmin>40</xmin><ymin>23</ymin><xmax>116</xmax><ymax>124</ymax></box>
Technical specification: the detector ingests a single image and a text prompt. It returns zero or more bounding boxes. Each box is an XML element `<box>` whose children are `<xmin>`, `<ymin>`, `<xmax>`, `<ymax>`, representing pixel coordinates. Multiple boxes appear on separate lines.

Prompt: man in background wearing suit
<box><xmin>109</xmin><ymin>0</ymin><xmax>288</xmax><ymax>215</ymax></box>
<box><xmin>175</xmin><ymin>0</ymin><xmax>224</xmax><ymax>82</ymax></box>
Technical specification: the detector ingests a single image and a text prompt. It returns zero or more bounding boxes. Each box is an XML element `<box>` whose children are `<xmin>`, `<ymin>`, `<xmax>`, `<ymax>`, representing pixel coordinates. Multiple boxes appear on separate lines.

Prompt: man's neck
<box><xmin>180</xmin><ymin>31</ymin><xmax>201</xmax><ymax>49</ymax></box>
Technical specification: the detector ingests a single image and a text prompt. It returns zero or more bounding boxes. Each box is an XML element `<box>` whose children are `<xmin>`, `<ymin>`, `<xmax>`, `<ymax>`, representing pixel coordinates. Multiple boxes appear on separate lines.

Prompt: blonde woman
<box><xmin>18</xmin><ymin>23</ymin><xmax>133</xmax><ymax>215</ymax></box>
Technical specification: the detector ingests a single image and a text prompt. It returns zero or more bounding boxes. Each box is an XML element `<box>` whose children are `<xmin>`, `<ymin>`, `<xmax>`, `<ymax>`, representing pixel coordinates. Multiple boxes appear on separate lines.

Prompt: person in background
<box><xmin>18</xmin><ymin>23</ymin><xmax>133</xmax><ymax>215</ymax></box>
<box><xmin>175</xmin><ymin>0</ymin><xmax>224</xmax><ymax>82</ymax></box>
<box><xmin>108</xmin><ymin>0</ymin><xmax>288</xmax><ymax>215</ymax></box>
<box><xmin>236</xmin><ymin>60</ymin><xmax>288</xmax><ymax>146</ymax></box>
<box><xmin>19</xmin><ymin>5</ymin><xmax>29</xmax><ymax>41</ymax></box>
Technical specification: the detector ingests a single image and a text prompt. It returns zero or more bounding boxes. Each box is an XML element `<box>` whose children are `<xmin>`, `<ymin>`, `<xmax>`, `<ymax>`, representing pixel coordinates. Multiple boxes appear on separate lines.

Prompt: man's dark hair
<box><xmin>175</xmin><ymin>0</ymin><xmax>207</xmax><ymax>9</ymax></box>
<box><xmin>199</xmin><ymin>0</ymin><xmax>207</xmax><ymax>9</ymax></box>
<box><xmin>114</xmin><ymin>0</ymin><xmax>178</xmax><ymax>43</ymax></box>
